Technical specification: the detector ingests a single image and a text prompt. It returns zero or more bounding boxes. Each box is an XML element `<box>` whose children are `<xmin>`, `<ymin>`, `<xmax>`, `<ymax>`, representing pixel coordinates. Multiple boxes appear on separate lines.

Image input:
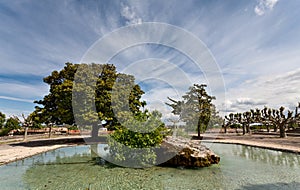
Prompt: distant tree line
<box><xmin>0</xmin><ymin>112</ymin><xmax>41</xmax><ymax>137</ymax></box>
<box><xmin>224</xmin><ymin>104</ymin><xmax>300</xmax><ymax>138</ymax></box>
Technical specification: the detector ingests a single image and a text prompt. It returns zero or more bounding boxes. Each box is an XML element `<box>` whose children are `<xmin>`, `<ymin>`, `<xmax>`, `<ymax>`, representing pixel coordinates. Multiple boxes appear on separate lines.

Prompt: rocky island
<box><xmin>158</xmin><ymin>136</ymin><xmax>220</xmax><ymax>167</ymax></box>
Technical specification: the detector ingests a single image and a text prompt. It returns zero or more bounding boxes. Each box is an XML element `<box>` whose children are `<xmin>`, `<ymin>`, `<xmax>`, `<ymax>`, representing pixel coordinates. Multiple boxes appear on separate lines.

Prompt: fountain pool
<box><xmin>0</xmin><ymin>143</ymin><xmax>299</xmax><ymax>189</ymax></box>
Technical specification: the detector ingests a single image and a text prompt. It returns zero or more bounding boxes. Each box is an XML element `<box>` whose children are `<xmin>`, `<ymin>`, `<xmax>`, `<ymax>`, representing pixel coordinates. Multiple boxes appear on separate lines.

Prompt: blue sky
<box><xmin>1</xmin><ymin>0</ymin><xmax>300</xmax><ymax>120</ymax></box>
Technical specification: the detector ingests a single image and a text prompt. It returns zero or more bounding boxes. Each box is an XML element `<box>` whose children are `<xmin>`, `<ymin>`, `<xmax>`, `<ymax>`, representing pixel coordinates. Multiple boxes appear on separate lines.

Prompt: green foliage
<box><xmin>34</xmin><ymin>63</ymin><xmax>77</xmax><ymax>125</ymax></box>
<box><xmin>5</xmin><ymin>117</ymin><xmax>21</xmax><ymax>130</ymax></box>
<box><xmin>229</xmin><ymin>123</ymin><xmax>242</xmax><ymax>129</ymax></box>
<box><xmin>0</xmin><ymin>113</ymin><xmax>21</xmax><ymax>136</ymax></box>
<box><xmin>68</xmin><ymin>125</ymin><xmax>79</xmax><ymax>130</ymax></box>
<box><xmin>73</xmin><ymin>64</ymin><xmax>145</xmax><ymax>131</ymax></box>
<box><xmin>31</xmin><ymin>123</ymin><xmax>43</xmax><ymax>129</ymax></box>
<box><xmin>0</xmin><ymin>112</ymin><xmax>5</xmax><ymax>129</ymax></box>
<box><xmin>108</xmin><ymin>110</ymin><xmax>166</xmax><ymax>167</ymax></box>
<box><xmin>0</xmin><ymin>128</ymin><xmax>10</xmax><ymax>136</ymax></box>
<box><xmin>208</xmin><ymin>105</ymin><xmax>223</xmax><ymax>128</ymax></box>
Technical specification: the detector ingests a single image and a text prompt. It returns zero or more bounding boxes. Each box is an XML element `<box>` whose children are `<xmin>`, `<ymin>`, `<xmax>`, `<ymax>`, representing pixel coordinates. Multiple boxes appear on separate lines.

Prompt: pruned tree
<box><xmin>19</xmin><ymin>114</ymin><xmax>33</xmax><ymax>141</ymax></box>
<box><xmin>262</xmin><ymin>106</ymin><xmax>294</xmax><ymax>138</ymax></box>
<box><xmin>226</xmin><ymin>103</ymin><xmax>300</xmax><ymax>138</ymax></box>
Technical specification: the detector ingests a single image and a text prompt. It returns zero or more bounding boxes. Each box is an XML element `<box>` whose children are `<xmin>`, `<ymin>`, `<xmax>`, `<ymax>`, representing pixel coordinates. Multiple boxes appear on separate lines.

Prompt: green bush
<box><xmin>0</xmin><ymin>128</ymin><xmax>11</xmax><ymax>136</ymax></box>
<box><xmin>5</xmin><ymin>117</ymin><xmax>21</xmax><ymax>130</ymax></box>
<box><xmin>108</xmin><ymin>110</ymin><xmax>167</xmax><ymax>167</ymax></box>
<box><xmin>68</xmin><ymin>125</ymin><xmax>79</xmax><ymax>130</ymax></box>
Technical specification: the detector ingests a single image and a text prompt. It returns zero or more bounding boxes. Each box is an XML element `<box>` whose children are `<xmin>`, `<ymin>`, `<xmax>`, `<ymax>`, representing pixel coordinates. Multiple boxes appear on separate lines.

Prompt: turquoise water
<box><xmin>0</xmin><ymin>143</ymin><xmax>299</xmax><ymax>190</ymax></box>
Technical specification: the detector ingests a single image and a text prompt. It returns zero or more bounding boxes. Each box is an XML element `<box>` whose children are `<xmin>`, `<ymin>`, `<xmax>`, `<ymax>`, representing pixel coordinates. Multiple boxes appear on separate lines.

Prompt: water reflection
<box><xmin>231</xmin><ymin>145</ymin><xmax>300</xmax><ymax>168</ymax></box>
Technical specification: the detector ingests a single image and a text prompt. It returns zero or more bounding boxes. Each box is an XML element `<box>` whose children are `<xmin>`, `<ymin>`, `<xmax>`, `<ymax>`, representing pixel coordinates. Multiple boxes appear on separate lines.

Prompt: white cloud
<box><xmin>121</xmin><ymin>3</ymin><xmax>143</xmax><ymax>25</ymax></box>
<box><xmin>222</xmin><ymin>69</ymin><xmax>300</xmax><ymax>115</ymax></box>
<box><xmin>254</xmin><ymin>6</ymin><xmax>265</xmax><ymax>16</ymax></box>
<box><xmin>254</xmin><ymin>0</ymin><xmax>279</xmax><ymax>16</ymax></box>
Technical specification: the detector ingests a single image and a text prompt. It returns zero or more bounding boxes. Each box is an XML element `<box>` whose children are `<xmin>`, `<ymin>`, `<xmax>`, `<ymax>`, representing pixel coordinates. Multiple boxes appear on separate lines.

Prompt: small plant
<box><xmin>68</xmin><ymin>125</ymin><xmax>79</xmax><ymax>130</ymax></box>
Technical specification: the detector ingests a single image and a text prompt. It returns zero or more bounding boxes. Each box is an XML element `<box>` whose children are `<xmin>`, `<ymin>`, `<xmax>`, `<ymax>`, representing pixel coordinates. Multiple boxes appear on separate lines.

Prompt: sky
<box><xmin>1</xmin><ymin>0</ymin><xmax>300</xmax><ymax>121</ymax></box>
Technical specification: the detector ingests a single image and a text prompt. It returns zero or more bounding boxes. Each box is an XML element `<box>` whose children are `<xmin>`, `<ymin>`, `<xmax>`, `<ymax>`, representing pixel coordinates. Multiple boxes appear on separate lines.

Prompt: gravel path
<box><xmin>202</xmin><ymin>132</ymin><xmax>300</xmax><ymax>154</ymax></box>
<box><xmin>0</xmin><ymin>136</ymin><xmax>84</xmax><ymax>165</ymax></box>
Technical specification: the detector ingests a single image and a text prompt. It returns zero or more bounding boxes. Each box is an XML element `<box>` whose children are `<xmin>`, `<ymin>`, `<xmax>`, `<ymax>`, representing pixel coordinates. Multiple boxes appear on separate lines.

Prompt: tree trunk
<box><xmin>279</xmin><ymin>124</ymin><xmax>287</xmax><ymax>138</ymax></box>
<box><xmin>266</xmin><ymin>124</ymin><xmax>270</xmax><ymax>132</ymax></box>
<box><xmin>273</xmin><ymin>125</ymin><xmax>278</xmax><ymax>132</ymax></box>
<box><xmin>173</xmin><ymin>125</ymin><xmax>177</xmax><ymax>137</ymax></box>
<box><xmin>197</xmin><ymin>125</ymin><xmax>201</xmax><ymax>139</ymax></box>
<box><xmin>246</xmin><ymin>124</ymin><xmax>251</xmax><ymax>134</ymax></box>
<box><xmin>48</xmin><ymin>126</ymin><xmax>52</xmax><ymax>138</ymax></box>
<box><xmin>222</xmin><ymin>124</ymin><xmax>227</xmax><ymax>133</ymax></box>
<box><xmin>242</xmin><ymin>124</ymin><xmax>246</xmax><ymax>135</ymax></box>
<box><xmin>91</xmin><ymin>124</ymin><xmax>100</xmax><ymax>139</ymax></box>
<box><xmin>24</xmin><ymin>127</ymin><xmax>28</xmax><ymax>141</ymax></box>
<box><xmin>197</xmin><ymin>119</ymin><xmax>201</xmax><ymax>139</ymax></box>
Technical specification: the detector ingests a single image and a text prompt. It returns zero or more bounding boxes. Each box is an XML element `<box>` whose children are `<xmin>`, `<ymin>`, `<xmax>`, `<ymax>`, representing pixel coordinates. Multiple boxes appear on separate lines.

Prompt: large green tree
<box><xmin>166</xmin><ymin>84</ymin><xmax>216</xmax><ymax>139</ymax></box>
<box><xmin>34</xmin><ymin>63</ymin><xmax>145</xmax><ymax>138</ymax></box>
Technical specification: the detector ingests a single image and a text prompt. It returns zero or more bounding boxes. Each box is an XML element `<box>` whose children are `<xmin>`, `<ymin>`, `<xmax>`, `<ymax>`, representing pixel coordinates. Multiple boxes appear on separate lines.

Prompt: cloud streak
<box><xmin>0</xmin><ymin>96</ymin><xmax>33</xmax><ymax>103</ymax></box>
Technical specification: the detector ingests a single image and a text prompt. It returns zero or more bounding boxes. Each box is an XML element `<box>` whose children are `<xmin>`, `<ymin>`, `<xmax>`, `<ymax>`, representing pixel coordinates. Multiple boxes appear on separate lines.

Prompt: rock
<box><xmin>159</xmin><ymin>136</ymin><xmax>220</xmax><ymax>167</ymax></box>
